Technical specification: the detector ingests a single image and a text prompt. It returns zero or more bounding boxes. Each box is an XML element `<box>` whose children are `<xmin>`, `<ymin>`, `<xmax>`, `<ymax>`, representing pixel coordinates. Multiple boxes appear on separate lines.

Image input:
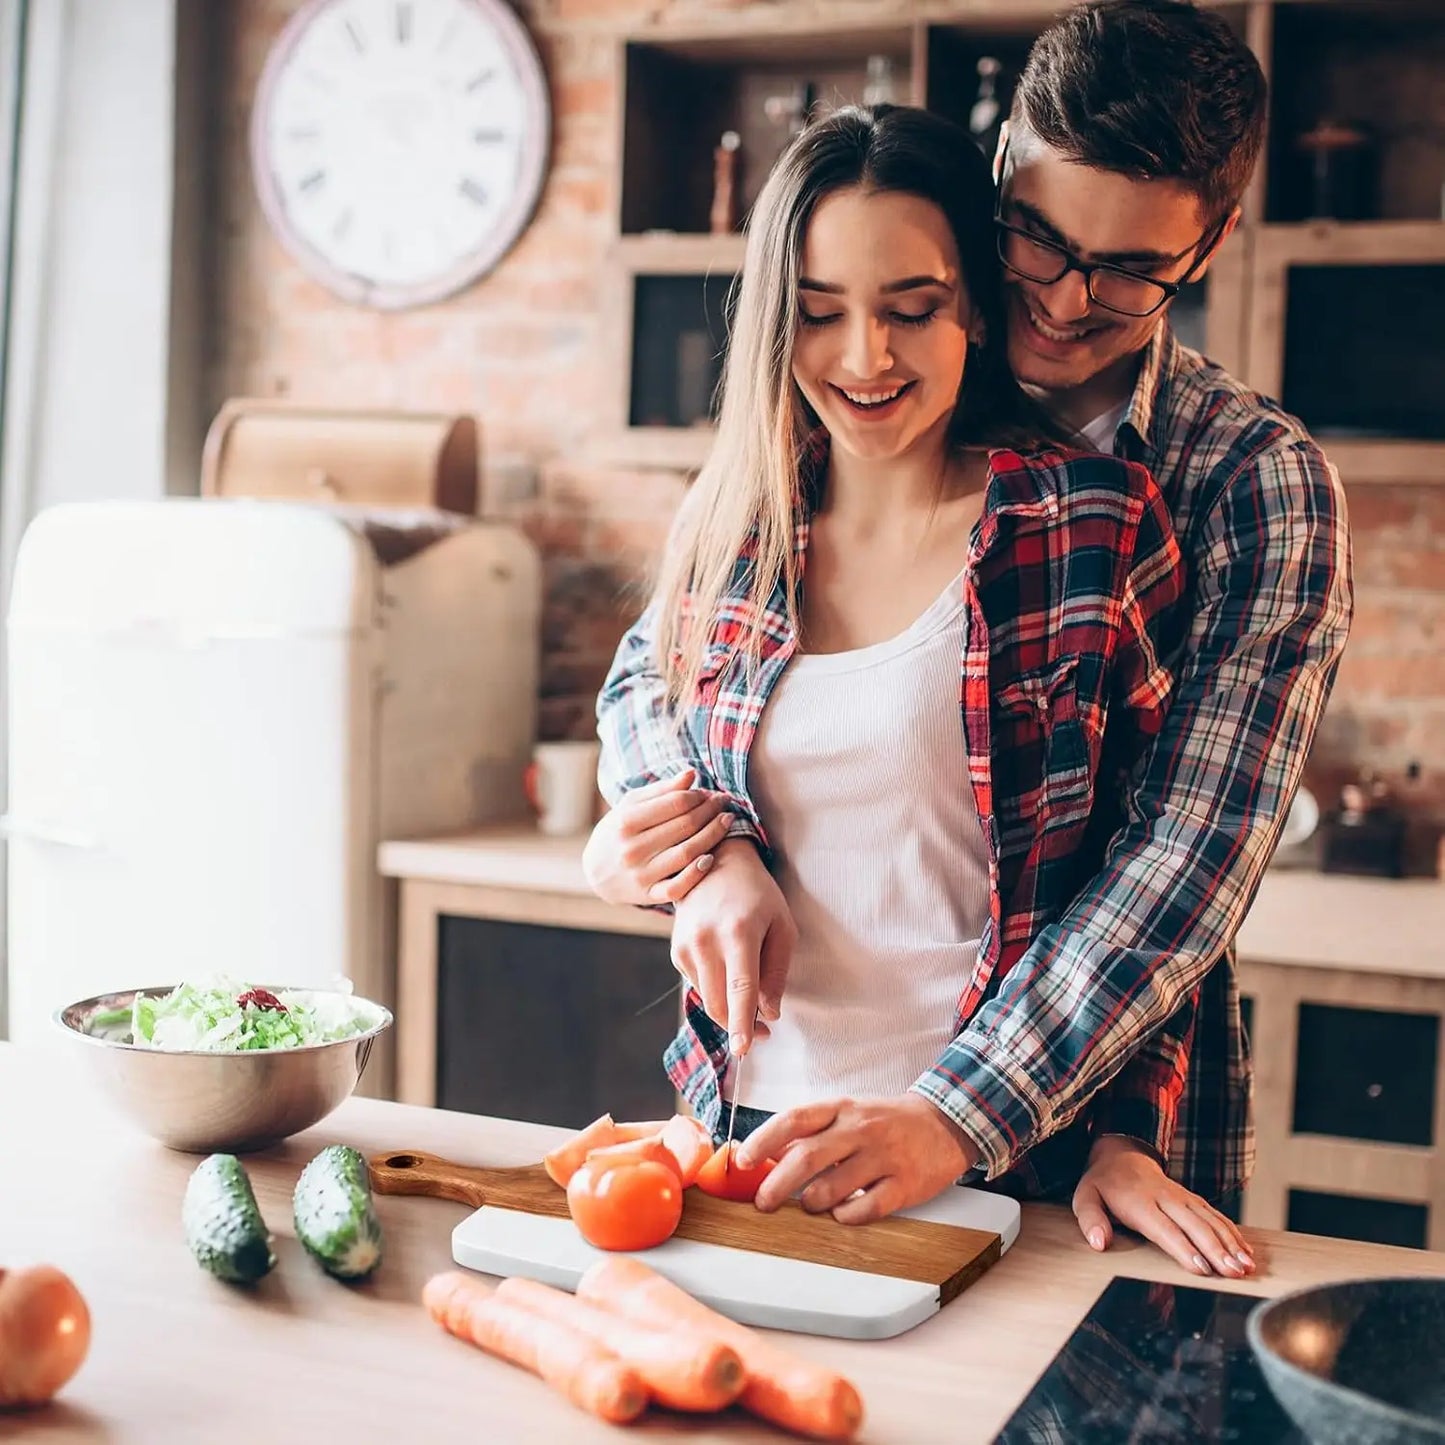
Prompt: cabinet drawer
<box><xmin>1287</xmin><ymin>1188</ymin><xmax>1428</xmax><ymax>1251</ymax></box>
<box><xmin>1292</xmin><ymin>1002</ymin><xmax>1439</xmax><ymax>1146</ymax></box>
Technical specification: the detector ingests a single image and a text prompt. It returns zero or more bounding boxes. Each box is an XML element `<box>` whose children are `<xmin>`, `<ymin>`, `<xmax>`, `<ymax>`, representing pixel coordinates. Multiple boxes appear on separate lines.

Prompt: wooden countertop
<box><xmin>11</xmin><ymin>1039</ymin><xmax>1445</xmax><ymax>1444</ymax></box>
<box><xmin>379</xmin><ymin>824</ymin><xmax>1445</xmax><ymax>977</ymax></box>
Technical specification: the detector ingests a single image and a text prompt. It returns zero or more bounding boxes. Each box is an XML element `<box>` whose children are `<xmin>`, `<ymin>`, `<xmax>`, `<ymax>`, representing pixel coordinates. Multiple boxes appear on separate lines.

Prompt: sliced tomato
<box><xmin>567</xmin><ymin>1157</ymin><xmax>684</xmax><ymax>1252</ymax></box>
<box><xmin>693</xmin><ymin>1142</ymin><xmax>777</xmax><ymax>1203</ymax></box>
<box><xmin>581</xmin><ymin>1136</ymin><xmax>683</xmax><ymax>1184</ymax></box>
<box><xmin>658</xmin><ymin>1114</ymin><xmax>714</xmax><ymax>1187</ymax></box>
<box><xmin>542</xmin><ymin>1114</ymin><xmax>669</xmax><ymax>1188</ymax></box>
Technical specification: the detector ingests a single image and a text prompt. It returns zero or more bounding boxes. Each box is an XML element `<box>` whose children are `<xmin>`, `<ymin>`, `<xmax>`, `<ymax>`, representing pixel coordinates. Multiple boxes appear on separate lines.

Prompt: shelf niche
<box><xmin>620</xmin><ymin>27</ymin><xmax>919</xmax><ymax>238</ymax></box>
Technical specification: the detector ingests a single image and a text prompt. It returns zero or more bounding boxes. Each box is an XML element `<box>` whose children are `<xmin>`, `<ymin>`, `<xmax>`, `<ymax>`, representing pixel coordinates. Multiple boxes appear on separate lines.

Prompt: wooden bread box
<box><xmin>200</xmin><ymin>400</ymin><xmax>480</xmax><ymax>515</ymax></box>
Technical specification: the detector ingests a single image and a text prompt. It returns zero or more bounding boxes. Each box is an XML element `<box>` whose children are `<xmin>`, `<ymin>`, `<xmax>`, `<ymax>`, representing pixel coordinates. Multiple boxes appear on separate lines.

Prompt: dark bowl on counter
<box><xmin>1247</xmin><ymin>1277</ymin><xmax>1445</xmax><ymax>1445</ymax></box>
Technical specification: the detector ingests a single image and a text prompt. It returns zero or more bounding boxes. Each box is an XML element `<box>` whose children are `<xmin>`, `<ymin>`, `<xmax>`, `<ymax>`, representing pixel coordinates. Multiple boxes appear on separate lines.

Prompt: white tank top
<box><xmin>731</xmin><ymin>570</ymin><xmax>992</xmax><ymax>1112</ymax></box>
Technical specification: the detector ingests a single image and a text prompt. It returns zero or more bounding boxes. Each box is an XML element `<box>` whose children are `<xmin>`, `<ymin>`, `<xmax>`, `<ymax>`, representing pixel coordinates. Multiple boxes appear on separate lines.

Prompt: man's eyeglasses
<box><xmin>994</xmin><ymin>209</ymin><xmax>1229</xmax><ymax>319</ymax></box>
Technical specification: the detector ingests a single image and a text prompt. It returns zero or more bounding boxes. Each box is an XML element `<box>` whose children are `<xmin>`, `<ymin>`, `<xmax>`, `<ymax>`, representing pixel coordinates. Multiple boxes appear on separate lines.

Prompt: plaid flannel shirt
<box><xmin>1066</xmin><ymin>326</ymin><xmax>1353</xmax><ymax>1198</ymax></box>
<box><xmin>601</xmin><ymin>428</ymin><xmax>1197</xmax><ymax>1177</ymax></box>
<box><xmin>600</xmin><ymin>324</ymin><xmax>1351</xmax><ymax>1204</ymax></box>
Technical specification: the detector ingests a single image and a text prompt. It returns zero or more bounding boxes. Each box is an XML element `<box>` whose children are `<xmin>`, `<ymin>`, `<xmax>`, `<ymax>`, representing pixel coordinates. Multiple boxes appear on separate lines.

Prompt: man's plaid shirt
<box><xmin>598</xmin><ymin>324</ymin><xmax>1351</xmax><ymax>1204</ymax></box>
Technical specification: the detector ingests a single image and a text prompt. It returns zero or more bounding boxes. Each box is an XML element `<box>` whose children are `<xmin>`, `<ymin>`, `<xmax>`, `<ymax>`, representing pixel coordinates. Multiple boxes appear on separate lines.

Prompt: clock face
<box><xmin>250</xmin><ymin>0</ymin><xmax>550</xmax><ymax>309</ymax></box>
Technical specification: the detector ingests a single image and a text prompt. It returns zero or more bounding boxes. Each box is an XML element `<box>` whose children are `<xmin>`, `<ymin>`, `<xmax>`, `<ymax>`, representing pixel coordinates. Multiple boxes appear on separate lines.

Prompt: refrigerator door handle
<box><xmin>0</xmin><ymin>815</ymin><xmax>100</xmax><ymax>850</ymax></box>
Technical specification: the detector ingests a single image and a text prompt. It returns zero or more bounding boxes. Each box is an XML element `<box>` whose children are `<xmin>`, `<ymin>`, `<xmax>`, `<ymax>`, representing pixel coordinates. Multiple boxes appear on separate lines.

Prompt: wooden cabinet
<box><xmin>1240</xmin><ymin>958</ymin><xmax>1445</xmax><ymax>1251</ymax></box>
<box><xmin>382</xmin><ymin>833</ymin><xmax>1445</xmax><ymax>1251</ymax></box>
<box><xmin>597</xmin><ymin>0</ymin><xmax>1445</xmax><ymax>483</ymax></box>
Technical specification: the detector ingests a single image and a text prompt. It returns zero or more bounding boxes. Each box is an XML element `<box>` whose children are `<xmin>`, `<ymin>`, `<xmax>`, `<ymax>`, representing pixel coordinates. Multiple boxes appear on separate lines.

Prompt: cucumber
<box><xmin>293</xmin><ymin>1144</ymin><xmax>383</xmax><ymax>1280</ymax></box>
<box><xmin>183</xmin><ymin>1154</ymin><xmax>275</xmax><ymax>1283</ymax></box>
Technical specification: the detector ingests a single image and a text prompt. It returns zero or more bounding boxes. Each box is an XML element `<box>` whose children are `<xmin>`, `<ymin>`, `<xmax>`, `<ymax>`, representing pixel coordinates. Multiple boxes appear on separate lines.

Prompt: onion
<box><xmin>0</xmin><ymin>1265</ymin><xmax>92</xmax><ymax>1408</ymax></box>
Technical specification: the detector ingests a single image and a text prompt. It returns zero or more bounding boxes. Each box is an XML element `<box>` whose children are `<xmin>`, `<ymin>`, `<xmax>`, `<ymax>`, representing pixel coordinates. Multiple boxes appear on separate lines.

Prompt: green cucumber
<box><xmin>183</xmin><ymin>1154</ymin><xmax>275</xmax><ymax>1283</ymax></box>
<box><xmin>293</xmin><ymin>1144</ymin><xmax>383</xmax><ymax>1280</ymax></box>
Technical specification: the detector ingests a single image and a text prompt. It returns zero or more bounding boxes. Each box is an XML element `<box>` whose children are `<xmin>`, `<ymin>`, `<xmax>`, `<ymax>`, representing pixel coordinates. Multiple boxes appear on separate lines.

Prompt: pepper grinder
<box><xmin>710</xmin><ymin>130</ymin><xmax>741</xmax><ymax>235</ymax></box>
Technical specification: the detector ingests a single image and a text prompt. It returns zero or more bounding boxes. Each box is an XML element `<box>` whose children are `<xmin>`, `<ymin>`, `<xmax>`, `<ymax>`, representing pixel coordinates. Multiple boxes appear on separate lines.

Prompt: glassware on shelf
<box><xmin>863</xmin><ymin>54</ymin><xmax>897</xmax><ymax>108</ymax></box>
<box><xmin>1295</xmin><ymin>119</ymin><xmax>1376</xmax><ymax>221</ymax></box>
<box><xmin>969</xmin><ymin>56</ymin><xmax>1003</xmax><ymax>160</ymax></box>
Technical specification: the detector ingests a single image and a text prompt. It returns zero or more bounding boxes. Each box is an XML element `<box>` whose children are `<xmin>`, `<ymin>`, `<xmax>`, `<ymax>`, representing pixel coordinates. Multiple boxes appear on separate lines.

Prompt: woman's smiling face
<box><xmin>791</xmin><ymin>186</ymin><xmax>976</xmax><ymax>464</ymax></box>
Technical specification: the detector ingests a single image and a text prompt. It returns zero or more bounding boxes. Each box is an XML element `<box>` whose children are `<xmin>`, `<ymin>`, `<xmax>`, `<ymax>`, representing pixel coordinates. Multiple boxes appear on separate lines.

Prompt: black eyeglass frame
<box><xmin>993</xmin><ymin>207</ymin><xmax>1229</xmax><ymax>317</ymax></box>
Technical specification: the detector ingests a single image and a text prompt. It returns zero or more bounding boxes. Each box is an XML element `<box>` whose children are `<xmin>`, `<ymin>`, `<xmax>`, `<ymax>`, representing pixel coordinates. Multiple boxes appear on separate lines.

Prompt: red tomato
<box><xmin>694</xmin><ymin>1143</ymin><xmax>776</xmax><ymax>1203</ymax></box>
<box><xmin>581</xmin><ymin>1136</ymin><xmax>683</xmax><ymax>1184</ymax></box>
<box><xmin>567</xmin><ymin>1156</ymin><xmax>683</xmax><ymax>1252</ymax></box>
<box><xmin>658</xmin><ymin>1115</ymin><xmax>714</xmax><ymax>1187</ymax></box>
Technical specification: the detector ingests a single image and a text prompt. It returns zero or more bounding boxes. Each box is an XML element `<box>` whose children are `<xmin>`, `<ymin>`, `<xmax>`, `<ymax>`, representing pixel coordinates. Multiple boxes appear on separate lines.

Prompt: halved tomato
<box><xmin>542</xmin><ymin>1113</ymin><xmax>669</xmax><ymax>1188</ymax></box>
<box><xmin>566</xmin><ymin>1154</ymin><xmax>684</xmax><ymax>1252</ymax></box>
<box><xmin>693</xmin><ymin>1142</ymin><xmax>777</xmax><ymax>1204</ymax></box>
<box><xmin>581</xmin><ymin>1136</ymin><xmax>683</xmax><ymax>1184</ymax></box>
<box><xmin>658</xmin><ymin>1114</ymin><xmax>714</xmax><ymax>1187</ymax></box>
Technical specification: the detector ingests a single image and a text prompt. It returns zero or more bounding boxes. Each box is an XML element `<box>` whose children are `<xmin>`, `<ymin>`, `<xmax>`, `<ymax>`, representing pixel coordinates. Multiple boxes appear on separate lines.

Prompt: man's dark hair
<box><xmin>1012</xmin><ymin>0</ymin><xmax>1268</xmax><ymax>221</ymax></box>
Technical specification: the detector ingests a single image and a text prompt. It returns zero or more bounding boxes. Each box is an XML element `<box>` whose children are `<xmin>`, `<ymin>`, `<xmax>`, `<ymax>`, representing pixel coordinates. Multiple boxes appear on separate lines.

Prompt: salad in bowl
<box><xmin>57</xmin><ymin>979</ymin><xmax>392</xmax><ymax>1151</ymax></box>
<box><xmin>91</xmin><ymin>978</ymin><xmax>387</xmax><ymax>1053</ymax></box>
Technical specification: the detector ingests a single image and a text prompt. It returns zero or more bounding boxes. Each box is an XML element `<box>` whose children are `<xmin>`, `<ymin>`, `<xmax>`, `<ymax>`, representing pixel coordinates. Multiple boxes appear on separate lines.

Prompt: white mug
<box><xmin>524</xmin><ymin>740</ymin><xmax>602</xmax><ymax>836</ymax></box>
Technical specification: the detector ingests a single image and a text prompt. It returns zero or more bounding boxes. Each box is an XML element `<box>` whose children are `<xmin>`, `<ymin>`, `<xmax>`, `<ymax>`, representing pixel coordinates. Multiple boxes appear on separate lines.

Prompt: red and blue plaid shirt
<box><xmin>599</xmin><ymin>324</ymin><xmax>1351</xmax><ymax>1204</ymax></box>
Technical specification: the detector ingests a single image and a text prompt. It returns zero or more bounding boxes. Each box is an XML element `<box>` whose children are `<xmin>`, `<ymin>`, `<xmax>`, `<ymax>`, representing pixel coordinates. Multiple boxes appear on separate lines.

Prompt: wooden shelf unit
<box><xmin>1247</xmin><ymin>220</ymin><xmax>1445</xmax><ymax>483</ymax></box>
<box><xmin>598</xmin><ymin>1</ymin><xmax>1445</xmax><ymax>480</ymax></box>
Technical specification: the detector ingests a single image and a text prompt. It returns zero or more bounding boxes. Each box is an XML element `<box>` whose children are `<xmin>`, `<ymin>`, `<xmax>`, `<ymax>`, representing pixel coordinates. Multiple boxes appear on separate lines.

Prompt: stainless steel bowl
<box><xmin>54</xmin><ymin>985</ymin><xmax>393</xmax><ymax>1152</ymax></box>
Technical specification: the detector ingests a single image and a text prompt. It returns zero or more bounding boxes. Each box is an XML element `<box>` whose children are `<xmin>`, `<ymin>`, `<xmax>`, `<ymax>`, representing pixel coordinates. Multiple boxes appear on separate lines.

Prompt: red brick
<box><xmin>1346</xmin><ymin>488</ymin><xmax>1427</xmax><ymax>534</ymax></box>
<box><xmin>1335</xmin><ymin>651</ymin><xmax>1445</xmax><ymax>700</ymax></box>
<box><xmin>1347</xmin><ymin>594</ymin><xmax>1443</xmax><ymax>649</ymax></box>
<box><xmin>552</xmin><ymin>73</ymin><xmax>614</xmax><ymax>120</ymax></box>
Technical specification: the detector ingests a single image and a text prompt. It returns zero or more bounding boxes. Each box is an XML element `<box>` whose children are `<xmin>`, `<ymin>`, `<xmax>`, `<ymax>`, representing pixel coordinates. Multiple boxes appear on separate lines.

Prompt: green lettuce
<box><xmin>126</xmin><ymin>979</ymin><xmax>379</xmax><ymax>1052</ymax></box>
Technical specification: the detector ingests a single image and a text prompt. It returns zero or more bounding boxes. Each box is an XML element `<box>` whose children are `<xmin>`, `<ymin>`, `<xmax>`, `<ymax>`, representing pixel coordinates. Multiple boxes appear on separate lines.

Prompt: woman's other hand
<box><xmin>738</xmin><ymin>1094</ymin><xmax>982</xmax><ymax>1223</ymax></box>
<box><xmin>671</xmin><ymin>837</ymin><xmax>796</xmax><ymax>1053</ymax></box>
<box><xmin>582</xmin><ymin>769</ymin><xmax>735</xmax><ymax>907</ymax></box>
<box><xmin>1072</xmin><ymin>1136</ymin><xmax>1257</xmax><ymax>1278</ymax></box>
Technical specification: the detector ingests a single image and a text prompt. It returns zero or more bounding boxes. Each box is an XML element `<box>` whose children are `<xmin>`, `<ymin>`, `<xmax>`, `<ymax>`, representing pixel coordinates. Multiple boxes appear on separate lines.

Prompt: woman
<box><xmin>586</xmin><ymin>105</ymin><xmax>1252</xmax><ymax>1280</ymax></box>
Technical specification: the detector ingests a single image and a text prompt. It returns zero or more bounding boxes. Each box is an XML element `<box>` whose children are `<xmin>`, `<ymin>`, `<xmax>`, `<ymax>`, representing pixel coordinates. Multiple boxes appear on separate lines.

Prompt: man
<box><xmin>980</xmin><ymin>0</ymin><xmax>1351</xmax><ymax>1255</ymax></box>
<box><xmin>588</xmin><ymin>0</ymin><xmax>1351</xmax><ymax>1278</ymax></box>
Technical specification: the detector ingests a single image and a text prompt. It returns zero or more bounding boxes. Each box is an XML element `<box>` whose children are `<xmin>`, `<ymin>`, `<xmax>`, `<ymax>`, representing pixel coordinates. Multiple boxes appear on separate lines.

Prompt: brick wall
<box><xmin>209</xmin><ymin>0</ymin><xmax>1443</xmax><ymax>820</ymax></box>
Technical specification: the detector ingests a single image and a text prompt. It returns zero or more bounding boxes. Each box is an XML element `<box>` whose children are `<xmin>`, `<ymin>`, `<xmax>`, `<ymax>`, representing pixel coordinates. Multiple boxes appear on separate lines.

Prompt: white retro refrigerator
<box><xmin>4</xmin><ymin>499</ymin><xmax>541</xmax><ymax>1096</ymax></box>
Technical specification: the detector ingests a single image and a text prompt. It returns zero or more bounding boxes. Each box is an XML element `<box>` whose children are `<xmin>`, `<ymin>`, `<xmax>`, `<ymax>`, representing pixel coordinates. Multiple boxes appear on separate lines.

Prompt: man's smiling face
<box><xmin>999</xmin><ymin>125</ymin><xmax>1236</xmax><ymax>406</ymax></box>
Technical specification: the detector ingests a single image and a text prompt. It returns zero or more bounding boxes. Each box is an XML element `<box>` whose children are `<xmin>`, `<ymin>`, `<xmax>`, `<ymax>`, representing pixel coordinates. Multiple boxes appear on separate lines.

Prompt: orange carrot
<box><xmin>423</xmin><ymin>1270</ymin><xmax>648</xmax><ymax>1425</ymax></box>
<box><xmin>576</xmin><ymin>1257</ymin><xmax>864</xmax><ymax>1441</ymax></box>
<box><xmin>542</xmin><ymin>1114</ymin><xmax>669</xmax><ymax>1187</ymax></box>
<box><xmin>495</xmin><ymin>1275</ymin><xmax>744</xmax><ymax>1412</ymax></box>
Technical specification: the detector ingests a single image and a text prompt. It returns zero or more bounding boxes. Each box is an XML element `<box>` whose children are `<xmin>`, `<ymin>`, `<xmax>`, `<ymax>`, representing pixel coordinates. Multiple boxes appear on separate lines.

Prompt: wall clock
<box><xmin>250</xmin><ymin>0</ymin><xmax>551</xmax><ymax>310</ymax></box>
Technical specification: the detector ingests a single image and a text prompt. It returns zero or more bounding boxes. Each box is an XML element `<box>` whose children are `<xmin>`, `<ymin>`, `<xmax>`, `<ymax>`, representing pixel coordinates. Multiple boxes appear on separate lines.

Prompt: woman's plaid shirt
<box><xmin>599</xmin><ymin>327</ymin><xmax>1351</xmax><ymax>1203</ymax></box>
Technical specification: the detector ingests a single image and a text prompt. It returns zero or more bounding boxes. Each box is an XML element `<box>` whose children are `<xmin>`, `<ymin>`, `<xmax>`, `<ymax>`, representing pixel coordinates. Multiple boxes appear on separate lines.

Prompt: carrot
<box><xmin>495</xmin><ymin>1275</ymin><xmax>744</xmax><ymax>1412</ymax></box>
<box><xmin>542</xmin><ymin>1114</ymin><xmax>669</xmax><ymax>1187</ymax></box>
<box><xmin>577</xmin><ymin>1257</ymin><xmax>864</xmax><ymax>1441</ymax></box>
<box><xmin>423</xmin><ymin>1270</ymin><xmax>648</xmax><ymax>1425</ymax></box>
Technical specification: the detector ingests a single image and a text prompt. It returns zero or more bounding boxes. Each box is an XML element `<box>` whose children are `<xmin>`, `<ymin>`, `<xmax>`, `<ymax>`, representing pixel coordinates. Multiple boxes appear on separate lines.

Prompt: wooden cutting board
<box><xmin>369</xmin><ymin>1149</ymin><xmax>1021</xmax><ymax>1340</ymax></box>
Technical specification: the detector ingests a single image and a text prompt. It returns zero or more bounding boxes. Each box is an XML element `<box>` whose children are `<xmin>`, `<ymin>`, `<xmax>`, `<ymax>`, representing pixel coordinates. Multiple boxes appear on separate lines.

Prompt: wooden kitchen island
<box><xmin>8</xmin><ymin>1039</ymin><xmax>1445</xmax><ymax>1445</ymax></box>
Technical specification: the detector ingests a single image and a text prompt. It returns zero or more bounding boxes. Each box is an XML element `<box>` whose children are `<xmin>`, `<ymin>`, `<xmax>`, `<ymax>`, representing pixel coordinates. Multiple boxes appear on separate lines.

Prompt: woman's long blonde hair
<box><xmin>652</xmin><ymin>105</ymin><xmax>1052</xmax><ymax>710</ymax></box>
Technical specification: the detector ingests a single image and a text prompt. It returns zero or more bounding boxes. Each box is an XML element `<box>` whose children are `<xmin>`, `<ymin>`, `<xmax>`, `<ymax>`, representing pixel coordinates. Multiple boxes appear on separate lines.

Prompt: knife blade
<box><xmin>724</xmin><ymin>1048</ymin><xmax>746</xmax><ymax>1173</ymax></box>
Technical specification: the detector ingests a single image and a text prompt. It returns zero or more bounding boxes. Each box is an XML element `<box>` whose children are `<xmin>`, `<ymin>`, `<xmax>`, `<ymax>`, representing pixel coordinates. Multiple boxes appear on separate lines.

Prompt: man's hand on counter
<box><xmin>739</xmin><ymin>1094</ymin><xmax>982</xmax><ymax>1224</ymax></box>
<box><xmin>1072</xmin><ymin>1136</ymin><xmax>1257</xmax><ymax>1279</ymax></box>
